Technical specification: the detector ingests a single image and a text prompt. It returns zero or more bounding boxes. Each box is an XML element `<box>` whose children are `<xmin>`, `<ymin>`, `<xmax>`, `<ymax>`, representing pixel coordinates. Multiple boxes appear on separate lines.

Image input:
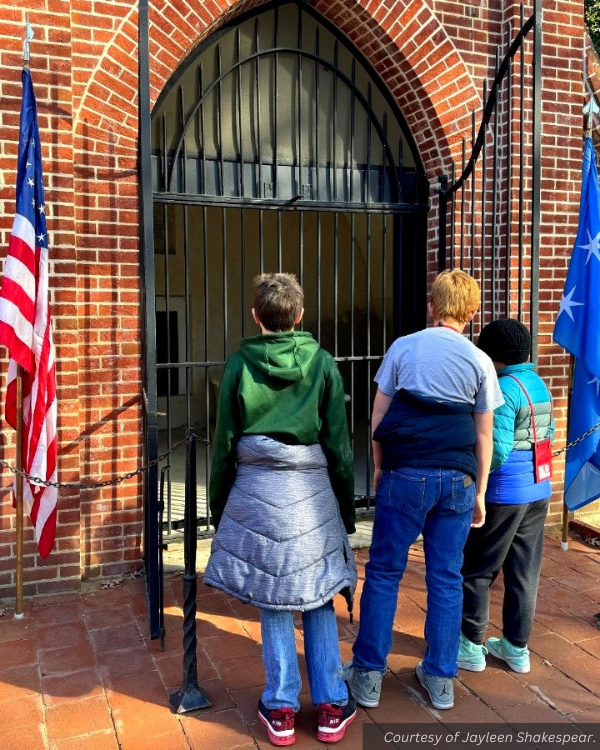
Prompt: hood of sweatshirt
<box><xmin>239</xmin><ymin>331</ymin><xmax>319</xmax><ymax>382</ymax></box>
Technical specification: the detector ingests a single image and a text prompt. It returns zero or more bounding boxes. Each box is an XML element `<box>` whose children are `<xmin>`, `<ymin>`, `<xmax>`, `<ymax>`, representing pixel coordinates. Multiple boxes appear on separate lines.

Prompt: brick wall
<box><xmin>0</xmin><ymin>0</ymin><xmax>593</xmax><ymax>597</ymax></box>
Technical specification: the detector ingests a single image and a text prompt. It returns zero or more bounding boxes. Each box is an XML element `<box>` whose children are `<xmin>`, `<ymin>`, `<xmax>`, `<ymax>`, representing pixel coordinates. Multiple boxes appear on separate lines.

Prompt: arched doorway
<box><xmin>143</xmin><ymin>0</ymin><xmax>429</xmax><ymax>630</ymax></box>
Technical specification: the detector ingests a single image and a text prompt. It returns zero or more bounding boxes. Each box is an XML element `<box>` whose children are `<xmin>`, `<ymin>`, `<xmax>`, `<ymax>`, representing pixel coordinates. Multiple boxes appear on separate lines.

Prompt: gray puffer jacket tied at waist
<box><xmin>203</xmin><ymin>435</ymin><xmax>357</xmax><ymax>616</ymax></box>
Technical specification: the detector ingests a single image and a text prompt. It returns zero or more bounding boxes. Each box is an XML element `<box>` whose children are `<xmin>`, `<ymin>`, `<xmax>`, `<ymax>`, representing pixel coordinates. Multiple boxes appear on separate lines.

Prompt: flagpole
<box><xmin>15</xmin><ymin>365</ymin><xmax>24</xmax><ymax>618</ymax></box>
<box><xmin>561</xmin><ymin>354</ymin><xmax>575</xmax><ymax>551</ymax></box>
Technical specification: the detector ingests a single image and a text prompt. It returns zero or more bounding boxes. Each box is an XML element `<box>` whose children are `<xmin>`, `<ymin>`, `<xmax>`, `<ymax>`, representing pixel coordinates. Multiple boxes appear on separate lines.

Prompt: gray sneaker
<box><xmin>415</xmin><ymin>662</ymin><xmax>454</xmax><ymax>709</ymax></box>
<box><xmin>342</xmin><ymin>661</ymin><xmax>382</xmax><ymax>708</ymax></box>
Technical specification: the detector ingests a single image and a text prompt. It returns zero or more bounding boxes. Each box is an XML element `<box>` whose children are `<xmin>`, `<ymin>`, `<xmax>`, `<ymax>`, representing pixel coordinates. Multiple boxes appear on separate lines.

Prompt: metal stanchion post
<box><xmin>15</xmin><ymin>365</ymin><xmax>24</xmax><ymax>618</ymax></box>
<box><xmin>169</xmin><ymin>429</ymin><xmax>212</xmax><ymax>713</ymax></box>
<box><xmin>561</xmin><ymin>354</ymin><xmax>575</xmax><ymax>552</ymax></box>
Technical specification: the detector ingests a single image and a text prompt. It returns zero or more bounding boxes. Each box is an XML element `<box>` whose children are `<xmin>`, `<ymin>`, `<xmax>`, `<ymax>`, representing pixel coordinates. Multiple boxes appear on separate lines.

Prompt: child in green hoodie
<box><xmin>204</xmin><ymin>273</ymin><xmax>357</xmax><ymax>746</ymax></box>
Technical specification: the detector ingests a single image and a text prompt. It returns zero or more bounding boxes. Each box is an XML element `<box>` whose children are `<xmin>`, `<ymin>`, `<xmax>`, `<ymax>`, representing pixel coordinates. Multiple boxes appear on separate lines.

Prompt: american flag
<box><xmin>0</xmin><ymin>68</ymin><xmax>57</xmax><ymax>558</ymax></box>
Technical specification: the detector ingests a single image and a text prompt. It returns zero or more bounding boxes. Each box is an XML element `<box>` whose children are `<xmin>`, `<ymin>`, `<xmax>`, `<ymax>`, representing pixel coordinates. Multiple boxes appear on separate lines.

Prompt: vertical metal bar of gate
<box><xmin>518</xmin><ymin>3</ymin><xmax>525</xmax><ymax>321</ymax></box>
<box><xmin>350</xmin><ymin>213</ymin><xmax>356</xmax><ymax>451</ymax></box>
<box><xmin>162</xmin><ymin>114</ymin><xmax>173</xmax><ymax>535</ymax></box>
<box><xmin>241</xmin><ymin>210</ymin><xmax>246</xmax><ymax>337</ymax></box>
<box><xmin>480</xmin><ymin>80</ymin><xmax>488</xmax><ymax>325</ymax></box>
<box><xmin>181</xmin><ymin>79</ymin><xmax>192</xmax><ymax>432</ymax></box>
<box><xmin>198</xmin><ymin>73</ymin><xmax>211</xmax><ymax>533</ymax></box>
<box><xmin>438</xmin><ymin>175</ymin><xmax>447</xmax><ymax>273</ymax></box>
<box><xmin>392</xmin><ymin>214</ymin><xmax>402</xmax><ymax>340</ymax></box>
<box><xmin>217</xmin><ymin>46</ymin><xmax>224</xmax><ymax>196</ymax></box>
<box><xmin>505</xmin><ymin>26</ymin><xmax>512</xmax><ymax>319</ymax></box>
<box><xmin>530</xmin><ymin>0</ymin><xmax>542</xmax><ymax>365</ymax></box>
<box><xmin>160</xmin><ymin>115</ymin><xmax>173</xmax><ymax>536</ymax></box>
<box><xmin>382</xmin><ymin>113</ymin><xmax>388</xmax><ymax>206</ymax></box>
<box><xmin>273</xmin><ymin>6</ymin><xmax>279</xmax><ymax>199</ymax></box>
<box><xmin>138</xmin><ymin>0</ymin><xmax>161</xmax><ymax>640</ymax></box>
<box><xmin>184</xmin><ymin>200</ymin><xmax>191</xmax><ymax>432</ymax></box>
<box><xmin>333</xmin><ymin>213</ymin><xmax>338</xmax><ymax>356</ymax></box>
<box><xmin>255</xmin><ymin>20</ymin><xmax>262</xmax><ymax>200</ymax></box>
<box><xmin>222</xmin><ymin>207</ymin><xmax>228</xmax><ymax>359</ymax></box>
<box><xmin>449</xmin><ymin>163</ymin><xmax>455</xmax><ymax>268</ymax></box>
<box><xmin>199</xmin><ymin>66</ymin><xmax>206</xmax><ymax>195</ymax></box>
<box><xmin>314</xmin><ymin>29</ymin><xmax>320</xmax><ymax>202</ymax></box>
<box><xmin>184</xmin><ymin>219</ymin><xmax>192</xmax><ymax>430</ymax></box>
<box><xmin>491</xmin><ymin>51</ymin><xmax>499</xmax><ymax>318</ymax></box>
<box><xmin>237</xmin><ymin>29</ymin><xmax>245</xmax><ymax>199</ymax></box>
<box><xmin>299</xmin><ymin>212</ymin><xmax>304</xmax><ymax>288</ymax></box>
<box><xmin>316</xmin><ymin>214</ymin><xmax>321</xmax><ymax>342</ymax></box>
<box><xmin>349</xmin><ymin>60</ymin><xmax>356</xmax><ymax>204</ymax></box>
<box><xmin>278</xmin><ymin>213</ymin><xmax>283</xmax><ymax>272</ymax></box>
<box><xmin>366</xmin><ymin>84</ymin><xmax>372</xmax><ymax>204</ymax></box>
<box><xmin>365</xmin><ymin>213</ymin><xmax>372</xmax><ymax>501</ymax></box>
<box><xmin>259</xmin><ymin>209</ymin><xmax>264</xmax><ymax>274</ymax></box>
<box><xmin>332</xmin><ymin>42</ymin><xmax>338</xmax><ymax>202</ymax></box>
<box><xmin>460</xmin><ymin>140</ymin><xmax>465</xmax><ymax>269</ymax></box>
<box><xmin>203</xmin><ymin>205</ymin><xmax>210</xmax><ymax>529</ymax></box>
<box><xmin>382</xmin><ymin>215</ymin><xmax>387</xmax><ymax>351</ymax></box>
<box><xmin>297</xmin><ymin>12</ymin><xmax>303</xmax><ymax>199</ymax></box>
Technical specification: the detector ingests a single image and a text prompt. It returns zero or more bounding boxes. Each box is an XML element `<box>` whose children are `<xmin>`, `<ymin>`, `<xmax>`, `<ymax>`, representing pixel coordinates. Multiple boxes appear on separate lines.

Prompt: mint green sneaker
<box><xmin>486</xmin><ymin>636</ymin><xmax>530</xmax><ymax>673</ymax></box>
<box><xmin>457</xmin><ymin>633</ymin><xmax>488</xmax><ymax>672</ymax></box>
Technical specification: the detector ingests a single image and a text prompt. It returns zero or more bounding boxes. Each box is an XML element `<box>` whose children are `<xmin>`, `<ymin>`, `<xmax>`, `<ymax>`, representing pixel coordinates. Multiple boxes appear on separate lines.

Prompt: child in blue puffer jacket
<box><xmin>458</xmin><ymin>319</ymin><xmax>553</xmax><ymax>674</ymax></box>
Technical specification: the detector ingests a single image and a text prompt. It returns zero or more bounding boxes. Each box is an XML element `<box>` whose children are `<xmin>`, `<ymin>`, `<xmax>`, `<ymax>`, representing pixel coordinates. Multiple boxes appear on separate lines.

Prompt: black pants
<box><xmin>461</xmin><ymin>498</ymin><xmax>549</xmax><ymax>648</ymax></box>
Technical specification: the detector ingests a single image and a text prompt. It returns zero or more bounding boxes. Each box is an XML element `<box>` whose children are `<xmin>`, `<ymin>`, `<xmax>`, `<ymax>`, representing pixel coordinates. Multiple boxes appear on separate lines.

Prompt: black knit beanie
<box><xmin>477</xmin><ymin>318</ymin><xmax>531</xmax><ymax>365</ymax></box>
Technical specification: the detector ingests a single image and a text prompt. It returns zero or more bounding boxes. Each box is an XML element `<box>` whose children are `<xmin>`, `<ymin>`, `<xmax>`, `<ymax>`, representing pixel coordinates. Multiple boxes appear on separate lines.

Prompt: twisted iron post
<box><xmin>169</xmin><ymin>429</ymin><xmax>212</xmax><ymax>713</ymax></box>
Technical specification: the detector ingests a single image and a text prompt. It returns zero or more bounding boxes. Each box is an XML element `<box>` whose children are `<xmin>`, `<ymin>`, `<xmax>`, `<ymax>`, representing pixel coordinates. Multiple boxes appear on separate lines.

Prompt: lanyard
<box><xmin>436</xmin><ymin>323</ymin><xmax>460</xmax><ymax>333</ymax></box>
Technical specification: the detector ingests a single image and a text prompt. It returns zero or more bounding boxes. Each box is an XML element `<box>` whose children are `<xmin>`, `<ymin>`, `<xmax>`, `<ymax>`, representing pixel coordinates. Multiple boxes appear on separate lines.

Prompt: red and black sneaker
<box><xmin>258</xmin><ymin>700</ymin><xmax>296</xmax><ymax>746</ymax></box>
<box><xmin>317</xmin><ymin>693</ymin><xmax>357</xmax><ymax>743</ymax></box>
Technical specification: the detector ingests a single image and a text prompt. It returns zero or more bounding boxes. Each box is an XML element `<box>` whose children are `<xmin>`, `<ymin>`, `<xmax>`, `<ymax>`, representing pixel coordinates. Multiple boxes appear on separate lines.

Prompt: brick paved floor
<box><xmin>1</xmin><ymin>535</ymin><xmax>599</xmax><ymax>750</ymax></box>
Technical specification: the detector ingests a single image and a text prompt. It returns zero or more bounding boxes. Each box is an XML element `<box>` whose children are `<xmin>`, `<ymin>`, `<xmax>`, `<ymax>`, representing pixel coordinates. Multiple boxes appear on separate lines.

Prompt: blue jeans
<box><xmin>353</xmin><ymin>467</ymin><xmax>475</xmax><ymax>678</ymax></box>
<box><xmin>260</xmin><ymin>601</ymin><xmax>348</xmax><ymax>710</ymax></box>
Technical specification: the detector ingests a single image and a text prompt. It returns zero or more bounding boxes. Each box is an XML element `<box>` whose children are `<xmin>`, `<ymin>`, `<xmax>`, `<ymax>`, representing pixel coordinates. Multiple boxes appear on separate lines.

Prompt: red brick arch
<box><xmin>74</xmin><ymin>0</ymin><xmax>479</xmax><ymax>179</ymax></box>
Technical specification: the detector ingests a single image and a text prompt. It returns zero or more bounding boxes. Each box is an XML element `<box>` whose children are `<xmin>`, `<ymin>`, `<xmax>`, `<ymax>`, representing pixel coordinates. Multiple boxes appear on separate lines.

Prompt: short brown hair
<box><xmin>253</xmin><ymin>273</ymin><xmax>304</xmax><ymax>332</ymax></box>
<box><xmin>430</xmin><ymin>269</ymin><xmax>480</xmax><ymax>324</ymax></box>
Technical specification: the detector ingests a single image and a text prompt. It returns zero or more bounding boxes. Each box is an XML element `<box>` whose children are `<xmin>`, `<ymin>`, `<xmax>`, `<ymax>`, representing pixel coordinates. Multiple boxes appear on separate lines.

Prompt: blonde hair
<box><xmin>430</xmin><ymin>269</ymin><xmax>480</xmax><ymax>324</ymax></box>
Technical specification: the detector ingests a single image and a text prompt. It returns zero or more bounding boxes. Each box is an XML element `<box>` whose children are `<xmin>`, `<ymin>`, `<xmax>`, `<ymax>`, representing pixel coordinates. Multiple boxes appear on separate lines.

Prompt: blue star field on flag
<box><xmin>553</xmin><ymin>136</ymin><xmax>600</xmax><ymax>511</ymax></box>
<box><xmin>17</xmin><ymin>68</ymin><xmax>48</xmax><ymax>254</ymax></box>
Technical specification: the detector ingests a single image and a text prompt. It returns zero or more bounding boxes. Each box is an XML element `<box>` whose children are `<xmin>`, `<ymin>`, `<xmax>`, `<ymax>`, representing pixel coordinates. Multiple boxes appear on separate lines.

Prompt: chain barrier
<box><xmin>2</xmin><ymin>421</ymin><xmax>599</xmax><ymax>489</ymax></box>
<box><xmin>552</xmin><ymin>419</ymin><xmax>600</xmax><ymax>458</ymax></box>
<box><xmin>0</xmin><ymin>431</ymin><xmax>210</xmax><ymax>491</ymax></box>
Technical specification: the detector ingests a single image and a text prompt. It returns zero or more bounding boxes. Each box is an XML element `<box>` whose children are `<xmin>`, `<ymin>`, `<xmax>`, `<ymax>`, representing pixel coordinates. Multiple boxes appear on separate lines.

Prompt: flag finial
<box><xmin>23</xmin><ymin>17</ymin><xmax>34</xmax><ymax>65</ymax></box>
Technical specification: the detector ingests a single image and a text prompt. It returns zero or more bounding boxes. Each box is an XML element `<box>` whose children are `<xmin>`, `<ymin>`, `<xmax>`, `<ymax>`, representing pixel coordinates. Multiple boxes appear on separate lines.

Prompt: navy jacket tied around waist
<box><xmin>373</xmin><ymin>389</ymin><xmax>478</xmax><ymax>480</ymax></box>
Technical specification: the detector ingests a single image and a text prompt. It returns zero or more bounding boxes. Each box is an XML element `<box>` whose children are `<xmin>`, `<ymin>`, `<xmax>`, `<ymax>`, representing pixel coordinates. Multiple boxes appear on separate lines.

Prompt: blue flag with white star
<box><xmin>553</xmin><ymin>136</ymin><xmax>600</xmax><ymax>511</ymax></box>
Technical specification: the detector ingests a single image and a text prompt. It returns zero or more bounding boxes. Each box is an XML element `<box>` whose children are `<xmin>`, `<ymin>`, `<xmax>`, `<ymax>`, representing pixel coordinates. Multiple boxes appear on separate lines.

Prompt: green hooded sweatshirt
<box><xmin>209</xmin><ymin>331</ymin><xmax>355</xmax><ymax>534</ymax></box>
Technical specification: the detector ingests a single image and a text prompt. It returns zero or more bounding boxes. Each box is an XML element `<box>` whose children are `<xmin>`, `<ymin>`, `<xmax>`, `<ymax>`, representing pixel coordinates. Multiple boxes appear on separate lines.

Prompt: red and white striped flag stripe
<box><xmin>0</xmin><ymin>68</ymin><xmax>57</xmax><ymax>558</ymax></box>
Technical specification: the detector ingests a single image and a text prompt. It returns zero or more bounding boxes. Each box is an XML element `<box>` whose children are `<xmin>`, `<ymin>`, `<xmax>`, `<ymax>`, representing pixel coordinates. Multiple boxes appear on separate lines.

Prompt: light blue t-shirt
<box><xmin>375</xmin><ymin>327</ymin><xmax>504</xmax><ymax>413</ymax></box>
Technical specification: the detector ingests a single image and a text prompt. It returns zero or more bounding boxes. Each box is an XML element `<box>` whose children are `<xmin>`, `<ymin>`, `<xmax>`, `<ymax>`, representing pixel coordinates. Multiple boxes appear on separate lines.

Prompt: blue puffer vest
<box><xmin>486</xmin><ymin>363</ymin><xmax>553</xmax><ymax>504</ymax></box>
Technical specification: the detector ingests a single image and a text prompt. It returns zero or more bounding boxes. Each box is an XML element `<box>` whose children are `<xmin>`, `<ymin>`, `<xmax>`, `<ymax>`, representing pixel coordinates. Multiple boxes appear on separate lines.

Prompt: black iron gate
<box><xmin>140</xmin><ymin>0</ymin><xmax>429</xmax><ymax>637</ymax></box>
<box><xmin>437</xmin><ymin>0</ymin><xmax>542</xmax><ymax>360</ymax></box>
